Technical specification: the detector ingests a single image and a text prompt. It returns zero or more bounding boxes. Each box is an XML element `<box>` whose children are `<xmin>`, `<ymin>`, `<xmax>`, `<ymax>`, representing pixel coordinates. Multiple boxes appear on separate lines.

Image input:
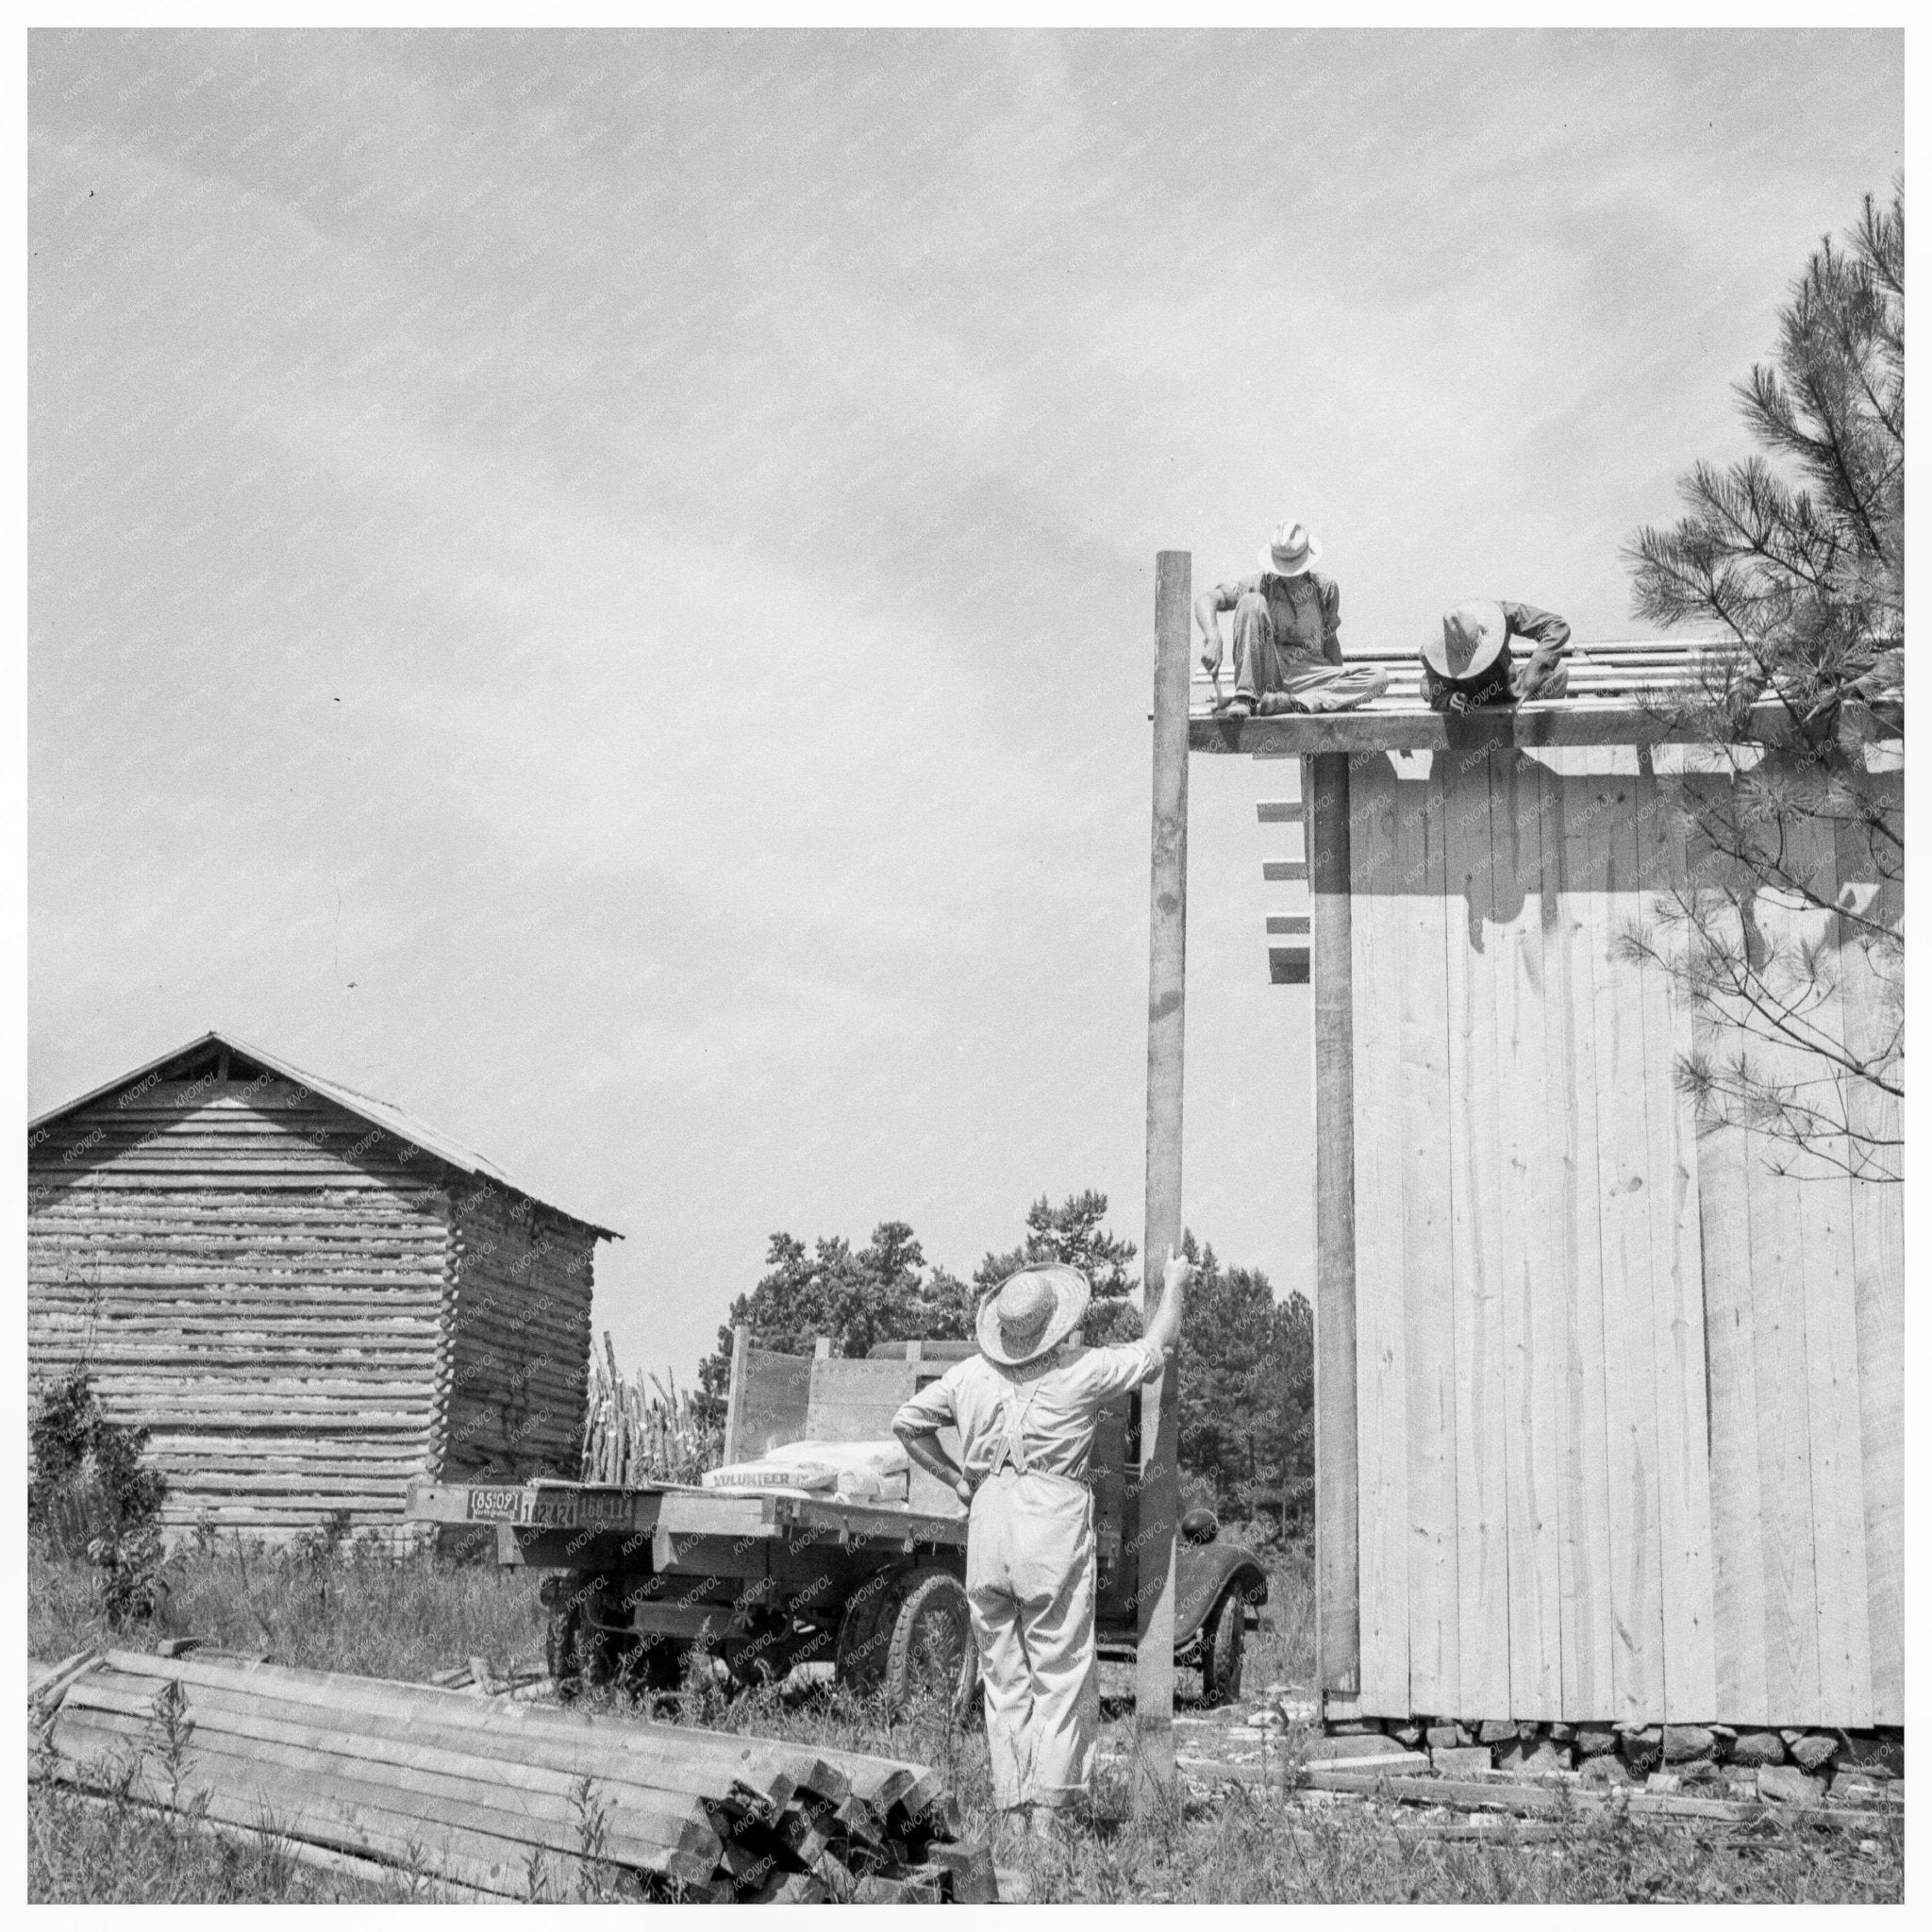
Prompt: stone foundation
<box><xmin>1291</xmin><ymin>1708</ymin><xmax>1904</xmax><ymax>1807</ymax></box>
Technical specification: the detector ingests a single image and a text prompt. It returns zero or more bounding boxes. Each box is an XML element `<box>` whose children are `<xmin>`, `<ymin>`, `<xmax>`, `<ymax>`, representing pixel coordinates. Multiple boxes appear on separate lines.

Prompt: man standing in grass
<box><xmin>1194</xmin><ymin>520</ymin><xmax>1391</xmax><ymax>718</ymax></box>
<box><xmin>892</xmin><ymin>1250</ymin><xmax>1191</xmax><ymax>1844</ymax></box>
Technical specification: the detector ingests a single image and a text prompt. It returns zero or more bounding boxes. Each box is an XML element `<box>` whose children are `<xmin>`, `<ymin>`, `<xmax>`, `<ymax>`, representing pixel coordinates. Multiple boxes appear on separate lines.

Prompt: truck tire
<box><xmin>834</xmin><ymin>1576</ymin><xmax>898</xmax><ymax>1695</ymax></box>
<box><xmin>1199</xmin><ymin>1584</ymin><xmax>1245</xmax><ymax>1707</ymax></box>
<box><xmin>883</xmin><ymin>1570</ymin><xmax>979</xmax><ymax>1727</ymax></box>
<box><xmin>628</xmin><ymin>1633</ymin><xmax>691</xmax><ymax>1697</ymax></box>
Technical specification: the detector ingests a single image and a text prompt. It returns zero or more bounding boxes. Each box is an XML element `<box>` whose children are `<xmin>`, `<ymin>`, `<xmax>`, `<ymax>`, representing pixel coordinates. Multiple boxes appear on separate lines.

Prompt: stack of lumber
<box><xmin>31</xmin><ymin>1650</ymin><xmax>992</xmax><ymax>1903</ymax></box>
<box><xmin>1188</xmin><ymin>637</ymin><xmax>1728</xmax><ymax>718</ymax></box>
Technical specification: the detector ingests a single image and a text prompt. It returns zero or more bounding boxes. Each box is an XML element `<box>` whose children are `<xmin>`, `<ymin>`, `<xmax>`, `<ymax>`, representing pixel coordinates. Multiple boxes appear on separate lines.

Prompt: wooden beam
<box><xmin>1187</xmin><ymin>697</ymin><xmax>1883</xmax><ymax>757</ymax></box>
<box><xmin>722</xmin><ymin>1324</ymin><xmax>750</xmax><ymax>1467</ymax></box>
<box><xmin>1133</xmin><ymin>550</ymin><xmax>1190</xmax><ymax>1816</ymax></box>
<box><xmin>1268</xmin><ymin>947</ymin><xmax>1311</xmax><ymax>986</ymax></box>
<box><xmin>1308</xmin><ymin>752</ymin><xmax>1360</xmax><ymax>1708</ymax></box>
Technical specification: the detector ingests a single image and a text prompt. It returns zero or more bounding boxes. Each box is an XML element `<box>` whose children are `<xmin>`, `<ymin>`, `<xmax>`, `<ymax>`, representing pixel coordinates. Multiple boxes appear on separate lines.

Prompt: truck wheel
<box><xmin>883</xmin><ymin>1570</ymin><xmax>979</xmax><ymax>1727</ymax></box>
<box><xmin>628</xmin><ymin>1634</ymin><xmax>691</xmax><ymax>1698</ymax></box>
<box><xmin>1199</xmin><ymin>1585</ymin><xmax>1245</xmax><ymax>1707</ymax></box>
<box><xmin>834</xmin><ymin>1575</ymin><xmax>898</xmax><ymax>1695</ymax></box>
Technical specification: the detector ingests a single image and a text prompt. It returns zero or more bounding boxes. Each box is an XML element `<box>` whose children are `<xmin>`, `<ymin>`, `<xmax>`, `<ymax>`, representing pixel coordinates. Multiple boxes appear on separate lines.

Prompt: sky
<box><xmin>27</xmin><ymin>28</ymin><xmax>1903</xmax><ymax>1385</ymax></box>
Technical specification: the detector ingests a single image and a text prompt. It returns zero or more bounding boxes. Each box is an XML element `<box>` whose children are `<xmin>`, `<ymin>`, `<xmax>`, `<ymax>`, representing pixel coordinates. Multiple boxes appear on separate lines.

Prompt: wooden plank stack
<box><xmin>1190</xmin><ymin>637</ymin><xmax>1730</xmax><ymax>720</ymax></box>
<box><xmin>32</xmin><ymin>1651</ymin><xmax>991</xmax><ymax>1903</ymax></box>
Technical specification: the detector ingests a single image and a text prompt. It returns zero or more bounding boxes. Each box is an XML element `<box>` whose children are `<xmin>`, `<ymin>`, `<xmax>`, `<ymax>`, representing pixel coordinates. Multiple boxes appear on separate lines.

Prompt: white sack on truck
<box><xmin>703</xmin><ymin>1439</ymin><xmax>910</xmax><ymax>1504</ymax></box>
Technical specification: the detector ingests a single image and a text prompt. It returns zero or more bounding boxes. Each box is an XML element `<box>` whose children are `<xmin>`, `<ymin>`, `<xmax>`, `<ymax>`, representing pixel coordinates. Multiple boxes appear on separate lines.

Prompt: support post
<box><xmin>1307</xmin><ymin>752</ymin><xmax>1360</xmax><ymax>1707</ymax></box>
<box><xmin>722</xmin><ymin>1324</ymin><xmax>750</xmax><ymax>1467</ymax></box>
<box><xmin>1133</xmin><ymin>549</ymin><xmax>1191</xmax><ymax>1815</ymax></box>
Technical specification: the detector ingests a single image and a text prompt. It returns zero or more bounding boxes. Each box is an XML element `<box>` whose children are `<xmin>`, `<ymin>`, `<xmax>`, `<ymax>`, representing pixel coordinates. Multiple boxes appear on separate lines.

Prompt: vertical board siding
<box><xmin>1788</xmin><ymin>810</ymin><xmax>1874</xmax><ymax>1727</ymax></box>
<box><xmin>1631</xmin><ymin>762</ymin><xmax>1718</xmax><ymax>1721</ymax></box>
<box><xmin>1696</xmin><ymin>1111</ymin><xmax>1770</xmax><ymax>1723</ymax></box>
<box><xmin>1349</xmin><ymin>754</ymin><xmax>1408</xmax><ymax>1712</ymax></box>
<box><xmin>1544</xmin><ymin>748</ymin><xmax>1616</xmax><ymax>1721</ymax></box>
<box><xmin>1834</xmin><ymin>802</ymin><xmax>1905</xmax><ymax>1725</ymax></box>
<box><xmin>1750</xmin><ymin>1134</ymin><xmax>1824</xmax><ymax>1724</ymax></box>
<box><xmin>1441</xmin><ymin>749</ymin><xmax>1511</xmax><ymax>1721</ymax></box>
<box><xmin>1338</xmin><ymin>750</ymin><xmax>1898</xmax><ymax>1728</ymax></box>
<box><xmin>1583</xmin><ymin>751</ymin><xmax>1667</xmax><ymax>1720</ymax></box>
<box><xmin>28</xmin><ymin>1082</ymin><xmax>452</xmax><ymax>1541</ymax></box>
<box><xmin>1719</xmin><ymin>807</ymin><xmax>1872</xmax><ymax>1727</ymax></box>
<box><xmin>1395</xmin><ymin>755</ymin><xmax>1458</xmax><ymax>1716</ymax></box>
<box><xmin>1493</xmin><ymin>755</ymin><xmax>1562</xmax><ymax>1719</ymax></box>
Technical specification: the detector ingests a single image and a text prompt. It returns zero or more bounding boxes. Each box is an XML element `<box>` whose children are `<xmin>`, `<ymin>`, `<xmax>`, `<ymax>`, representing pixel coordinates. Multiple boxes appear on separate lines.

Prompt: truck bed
<box><xmin>405</xmin><ymin>1479</ymin><xmax>969</xmax><ymax>1557</ymax></box>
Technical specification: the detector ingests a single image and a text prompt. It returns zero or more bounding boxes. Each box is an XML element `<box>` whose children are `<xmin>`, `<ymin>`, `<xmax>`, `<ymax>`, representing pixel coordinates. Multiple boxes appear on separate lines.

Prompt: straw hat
<box><xmin>1257</xmin><ymin>519</ymin><xmax>1322</xmax><ymax>578</ymax></box>
<box><xmin>1425</xmin><ymin>600</ymin><xmax>1510</xmax><ymax>680</ymax></box>
<box><xmin>976</xmin><ymin>1265</ymin><xmax>1091</xmax><ymax>1369</ymax></box>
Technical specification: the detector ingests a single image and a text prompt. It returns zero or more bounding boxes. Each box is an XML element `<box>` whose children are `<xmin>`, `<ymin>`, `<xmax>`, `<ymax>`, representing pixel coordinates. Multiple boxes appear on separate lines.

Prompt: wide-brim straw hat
<box><xmin>976</xmin><ymin>1264</ymin><xmax>1091</xmax><ymax>1368</ymax></box>
<box><xmin>1257</xmin><ymin>519</ymin><xmax>1322</xmax><ymax>577</ymax></box>
<box><xmin>1425</xmin><ymin>599</ymin><xmax>1509</xmax><ymax>680</ymax></box>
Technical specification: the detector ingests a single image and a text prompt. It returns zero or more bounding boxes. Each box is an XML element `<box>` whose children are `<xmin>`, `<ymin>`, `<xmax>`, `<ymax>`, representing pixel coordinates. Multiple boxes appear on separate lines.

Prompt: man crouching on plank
<box><xmin>892</xmin><ymin>1249</ymin><xmax>1191</xmax><ymax>1844</ymax></box>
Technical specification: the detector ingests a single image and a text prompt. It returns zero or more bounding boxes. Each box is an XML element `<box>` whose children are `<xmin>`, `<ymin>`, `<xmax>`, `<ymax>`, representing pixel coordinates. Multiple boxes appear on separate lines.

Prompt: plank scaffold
<box><xmin>30</xmin><ymin>1652</ymin><xmax>994</xmax><ymax>1904</ymax></box>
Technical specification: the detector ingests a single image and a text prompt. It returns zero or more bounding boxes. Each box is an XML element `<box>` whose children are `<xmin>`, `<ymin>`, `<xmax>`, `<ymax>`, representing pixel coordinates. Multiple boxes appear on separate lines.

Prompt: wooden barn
<box><xmin>28</xmin><ymin>1032</ymin><xmax>619</xmax><ymax>1545</ymax></box>
<box><xmin>1190</xmin><ymin>632</ymin><xmax>1904</xmax><ymax>1736</ymax></box>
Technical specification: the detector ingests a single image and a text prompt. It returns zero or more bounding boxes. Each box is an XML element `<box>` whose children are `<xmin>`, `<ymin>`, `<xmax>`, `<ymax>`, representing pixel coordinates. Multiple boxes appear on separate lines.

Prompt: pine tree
<box><xmin>1622</xmin><ymin>184</ymin><xmax>1903</xmax><ymax>1181</ymax></box>
<box><xmin>972</xmin><ymin>1190</ymin><xmax>1142</xmax><ymax>1344</ymax></box>
<box><xmin>1172</xmin><ymin>1235</ymin><xmax>1313</xmax><ymax>1524</ymax></box>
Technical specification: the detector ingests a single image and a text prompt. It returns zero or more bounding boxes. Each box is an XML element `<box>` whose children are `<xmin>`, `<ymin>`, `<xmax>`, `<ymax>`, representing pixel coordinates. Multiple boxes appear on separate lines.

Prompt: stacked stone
<box><xmin>1319</xmin><ymin>1714</ymin><xmax>1907</xmax><ymax>1808</ymax></box>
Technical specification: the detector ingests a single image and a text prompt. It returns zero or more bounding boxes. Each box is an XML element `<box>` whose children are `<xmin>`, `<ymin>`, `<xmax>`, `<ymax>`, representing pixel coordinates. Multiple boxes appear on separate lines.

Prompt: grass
<box><xmin>28</xmin><ymin>1530</ymin><xmax>548</xmax><ymax>1682</ymax></box>
<box><xmin>28</xmin><ymin>1536</ymin><xmax>1904</xmax><ymax>1906</ymax></box>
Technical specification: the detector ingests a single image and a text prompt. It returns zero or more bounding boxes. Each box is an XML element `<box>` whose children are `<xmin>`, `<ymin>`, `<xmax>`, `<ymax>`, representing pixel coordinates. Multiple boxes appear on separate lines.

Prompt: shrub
<box><xmin>29</xmin><ymin>1369</ymin><xmax>170</xmax><ymax>1627</ymax></box>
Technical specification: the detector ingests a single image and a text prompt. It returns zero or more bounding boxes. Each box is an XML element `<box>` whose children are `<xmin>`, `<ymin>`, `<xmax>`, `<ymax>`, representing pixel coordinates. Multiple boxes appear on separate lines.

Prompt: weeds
<box><xmin>27</xmin><ymin>1538</ymin><xmax>1905</xmax><ymax>1906</ymax></box>
<box><xmin>28</xmin><ymin>1538</ymin><xmax>546</xmax><ymax>1679</ymax></box>
<box><xmin>30</xmin><ymin>1370</ymin><xmax>170</xmax><ymax>1629</ymax></box>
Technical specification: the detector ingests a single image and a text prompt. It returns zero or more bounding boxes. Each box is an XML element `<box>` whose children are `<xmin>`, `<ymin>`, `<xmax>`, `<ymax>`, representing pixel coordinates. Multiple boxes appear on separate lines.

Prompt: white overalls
<box><xmin>892</xmin><ymin>1339</ymin><xmax>1163</xmax><ymax>1812</ymax></box>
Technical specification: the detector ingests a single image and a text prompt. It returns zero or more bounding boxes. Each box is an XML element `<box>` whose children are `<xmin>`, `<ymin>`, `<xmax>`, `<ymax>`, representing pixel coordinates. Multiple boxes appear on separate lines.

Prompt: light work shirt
<box><xmin>1210</xmin><ymin>570</ymin><xmax>1342</xmax><ymax>662</ymax></box>
<box><xmin>891</xmin><ymin>1341</ymin><xmax>1165</xmax><ymax>1485</ymax></box>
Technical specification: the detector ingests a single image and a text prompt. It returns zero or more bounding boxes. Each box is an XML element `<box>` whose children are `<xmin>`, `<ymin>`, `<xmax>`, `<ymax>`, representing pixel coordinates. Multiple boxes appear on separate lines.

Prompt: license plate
<box><xmin>465</xmin><ymin>1487</ymin><xmax>528</xmax><ymax>1523</ymax></box>
<box><xmin>575</xmin><ymin>1492</ymin><xmax>632</xmax><ymax>1527</ymax></box>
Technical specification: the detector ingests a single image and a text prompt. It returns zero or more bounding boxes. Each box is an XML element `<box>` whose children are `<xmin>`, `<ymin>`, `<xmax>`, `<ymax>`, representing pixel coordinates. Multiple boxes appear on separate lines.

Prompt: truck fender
<box><xmin>1173</xmin><ymin>1544</ymin><xmax>1270</xmax><ymax>1647</ymax></box>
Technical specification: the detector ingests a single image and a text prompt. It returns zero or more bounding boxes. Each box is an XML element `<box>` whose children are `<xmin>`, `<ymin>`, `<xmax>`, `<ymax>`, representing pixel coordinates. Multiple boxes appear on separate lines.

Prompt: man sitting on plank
<box><xmin>892</xmin><ymin>1251</ymin><xmax>1191</xmax><ymax>1846</ymax></box>
<box><xmin>1423</xmin><ymin>598</ymin><xmax>1572</xmax><ymax>712</ymax></box>
<box><xmin>1195</xmin><ymin>520</ymin><xmax>1391</xmax><ymax>718</ymax></box>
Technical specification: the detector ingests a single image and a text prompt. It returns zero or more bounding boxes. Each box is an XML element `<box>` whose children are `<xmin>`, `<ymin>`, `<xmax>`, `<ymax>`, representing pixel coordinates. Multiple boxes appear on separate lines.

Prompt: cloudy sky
<box><xmin>28</xmin><ymin>28</ymin><xmax>1901</xmax><ymax>1382</ymax></box>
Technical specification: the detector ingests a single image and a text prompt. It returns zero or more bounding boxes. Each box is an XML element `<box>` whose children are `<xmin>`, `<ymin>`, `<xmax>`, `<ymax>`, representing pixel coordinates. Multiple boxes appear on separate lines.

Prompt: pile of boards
<box><xmin>30</xmin><ymin>1649</ymin><xmax>993</xmax><ymax>1903</ymax></box>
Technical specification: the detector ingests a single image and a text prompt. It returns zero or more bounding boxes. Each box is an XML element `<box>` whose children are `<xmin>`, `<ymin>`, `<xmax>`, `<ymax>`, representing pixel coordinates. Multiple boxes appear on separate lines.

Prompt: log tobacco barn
<box><xmin>1192</xmin><ymin>633</ymin><xmax>1903</xmax><ymax>1735</ymax></box>
<box><xmin>28</xmin><ymin>1031</ymin><xmax>619</xmax><ymax>1544</ymax></box>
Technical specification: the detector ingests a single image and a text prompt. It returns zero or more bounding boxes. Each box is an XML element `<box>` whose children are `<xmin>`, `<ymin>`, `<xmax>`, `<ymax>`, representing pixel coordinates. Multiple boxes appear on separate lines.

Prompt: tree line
<box><xmin>694</xmin><ymin>1190</ymin><xmax>1313</xmax><ymax>1529</ymax></box>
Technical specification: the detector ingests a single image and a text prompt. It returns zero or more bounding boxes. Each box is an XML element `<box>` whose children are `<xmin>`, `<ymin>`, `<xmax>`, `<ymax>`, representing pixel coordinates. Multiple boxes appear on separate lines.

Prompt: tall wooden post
<box><xmin>1133</xmin><ymin>549</ymin><xmax>1191</xmax><ymax>1815</ymax></box>
<box><xmin>1307</xmin><ymin>753</ymin><xmax>1359</xmax><ymax>1707</ymax></box>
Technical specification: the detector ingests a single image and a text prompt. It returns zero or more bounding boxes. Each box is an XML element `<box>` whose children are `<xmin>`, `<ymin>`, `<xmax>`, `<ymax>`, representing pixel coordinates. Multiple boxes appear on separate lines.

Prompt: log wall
<box><xmin>27</xmin><ymin>1070</ymin><xmax>600</xmax><ymax>1541</ymax></box>
<box><xmin>1331</xmin><ymin>745</ymin><xmax>1904</xmax><ymax>1729</ymax></box>
<box><xmin>440</xmin><ymin>1186</ymin><xmax>595</xmax><ymax>1484</ymax></box>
